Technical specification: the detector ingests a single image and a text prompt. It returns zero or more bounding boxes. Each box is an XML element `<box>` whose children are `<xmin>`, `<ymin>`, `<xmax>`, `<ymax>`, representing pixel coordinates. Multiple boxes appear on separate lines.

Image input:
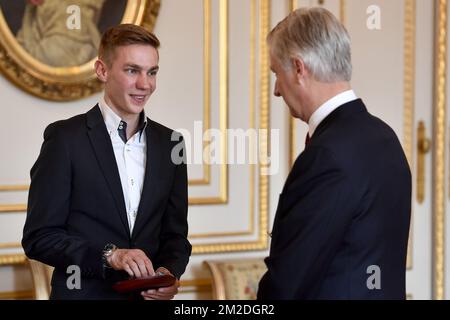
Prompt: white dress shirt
<box><xmin>308</xmin><ymin>90</ymin><xmax>358</xmax><ymax>137</ymax></box>
<box><xmin>98</xmin><ymin>98</ymin><xmax>147</xmax><ymax>234</ymax></box>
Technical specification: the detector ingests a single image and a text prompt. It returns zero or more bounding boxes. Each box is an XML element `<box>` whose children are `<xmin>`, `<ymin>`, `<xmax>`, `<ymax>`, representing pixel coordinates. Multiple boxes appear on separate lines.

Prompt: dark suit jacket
<box><xmin>22</xmin><ymin>105</ymin><xmax>192</xmax><ymax>299</ymax></box>
<box><xmin>258</xmin><ymin>99</ymin><xmax>411</xmax><ymax>300</ymax></box>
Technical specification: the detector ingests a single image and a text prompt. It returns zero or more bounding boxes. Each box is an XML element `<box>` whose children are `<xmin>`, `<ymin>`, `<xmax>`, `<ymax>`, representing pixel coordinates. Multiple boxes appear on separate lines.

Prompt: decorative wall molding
<box><xmin>433</xmin><ymin>0</ymin><xmax>447</xmax><ymax>301</ymax></box>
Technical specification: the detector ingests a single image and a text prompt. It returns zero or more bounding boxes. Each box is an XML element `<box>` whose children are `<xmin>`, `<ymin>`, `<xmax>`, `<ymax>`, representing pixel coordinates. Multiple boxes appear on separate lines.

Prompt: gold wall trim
<box><xmin>202</xmin><ymin>0</ymin><xmax>212</xmax><ymax>186</ymax></box>
<box><xmin>180</xmin><ymin>278</ymin><xmax>211</xmax><ymax>287</ymax></box>
<box><xmin>192</xmin><ymin>0</ymin><xmax>270</xmax><ymax>253</ymax></box>
<box><xmin>257</xmin><ymin>0</ymin><xmax>270</xmax><ymax>252</ymax></box>
<box><xmin>189</xmin><ymin>0</ymin><xmax>228</xmax><ymax>204</ymax></box>
<box><xmin>179</xmin><ymin>278</ymin><xmax>212</xmax><ymax>294</ymax></box>
<box><xmin>404</xmin><ymin>0</ymin><xmax>416</xmax><ymax>271</ymax></box>
<box><xmin>289</xmin><ymin>117</ymin><xmax>297</xmax><ymax>168</ymax></box>
<box><xmin>433</xmin><ymin>0</ymin><xmax>447</xmax><ymax>301</ymax></box>
<box><xmin>289</xmin><ymin>0</ymin><xmax>297</xmax><ymax>168</ymax></box>
<box><xmin>0</xmin><ymin>185</ymin><xmax>28</xmax><ymax>213</ymax></box>
<box><xmin>249</xmin><ymin>0</ymin><xmax>257</xmax><ymax>237</ymax></box>
<box><xmin>181</xmin><ymin>278</ymin><xmax>211</xmax><ymax>286</ymax></box>
<box><xmin>0</xmin><ymin>183</ymin><xmax>25</xmax><ymax>213</ymax></box>
<box><xmin>0</xmin><ymin>204</ymin><xmax>26</xmax><ymax>213</ymax></box>
<box><xmin>0</xmin><ymin>253</ymin><xmax>26</xmax><ymax>266</ymax></box>
<box><xmin>192</xmin><ymin>237</ymin><xmax>267</xmax><ymax>254</ymax></box>
<box><xmin>190</xmin><ymin>230</ymin><xmax>253</xmax><ymax>239</ymax></box>
<box><xmin>0</xmin><ymin>242</ymin><xmax>21</xmax><ymax>249</ymax></box>
<box><xmin>189</xmin><ymin>0</ymin><xmax>212</xmax><ymax>186</ymax></box>
<box><xmin>186</xmin><ymin>179</ymin><xmax>211</xmax><ymax>187</ymax></box>
<box><xmin>340</xmin><ymin>0</ymin><xmax>346</xmax><ymax>25</ymax></box>
<box><xmin>189</xmin><ymin>197</ymin><xmax>227</xmax><ymax>205</ymax></box>
<box><xmin>218</xmin><ymin>0</ymin><xmax>229</xmax><ymax>206</ymax></box>
<box><xmin>0</xmin><ymin>185</ymin><xmax>28</xmax><ymax>191</ymax></box>
<box><xmin>0</xmin><ymin>290</ymin><xmax>33</xmax><ymax>300</ymax></box>
<box><xmin>179</xmin><ymin>287</ymin><xmax>211</xmax><ymax>294</ymax></box>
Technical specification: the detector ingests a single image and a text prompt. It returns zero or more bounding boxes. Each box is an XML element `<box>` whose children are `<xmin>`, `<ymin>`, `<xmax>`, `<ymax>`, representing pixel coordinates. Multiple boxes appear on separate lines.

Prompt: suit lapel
<box><xmin>86</xmin><ymin>105</ymin><xmax>130</xmax><ymax>237</ymax></box>
<box><xmin>131</xmin><ymin>120</ymin><xmax>163</xmax><ymax>239</ymax></box>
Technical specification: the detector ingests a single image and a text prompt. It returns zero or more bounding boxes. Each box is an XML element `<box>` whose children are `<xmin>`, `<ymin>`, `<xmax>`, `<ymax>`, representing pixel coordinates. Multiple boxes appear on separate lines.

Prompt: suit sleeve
<box><xmin>258</xmin><ymin>146</ymin><xmax>358</xmax><ymax>299</ymax></box>
<box><xmin>155</xmin><ymin>134</ymin><xmax>192</xmax><ymax>279</ymax></box>
<box><xmin>22</xmin><ymin>123</ymin><xmax>104</xmax><ymax>278</ymax></box>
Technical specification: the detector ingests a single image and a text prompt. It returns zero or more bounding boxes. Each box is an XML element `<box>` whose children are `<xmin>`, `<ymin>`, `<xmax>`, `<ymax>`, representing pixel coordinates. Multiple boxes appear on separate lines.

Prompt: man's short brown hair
<box><xmin>98</xmin><ymin>24</ymin><xmax>160</xmax><ymax>66</ymax></box>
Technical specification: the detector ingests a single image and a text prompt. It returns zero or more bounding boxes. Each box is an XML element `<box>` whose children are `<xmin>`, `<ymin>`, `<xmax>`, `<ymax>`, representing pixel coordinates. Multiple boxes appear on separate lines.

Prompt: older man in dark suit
<box><xmin>257</xmin><ymin>8</ymin><xmax>411</xmax><ymax>300</ymax></box>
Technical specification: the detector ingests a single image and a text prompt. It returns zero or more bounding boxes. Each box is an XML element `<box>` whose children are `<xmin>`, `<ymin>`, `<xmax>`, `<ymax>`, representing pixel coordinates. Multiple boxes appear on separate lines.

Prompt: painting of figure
<box><xmin>0</xmin><ymin>0</ymin><xmax>127</xmax><ymax>67</ymax></box>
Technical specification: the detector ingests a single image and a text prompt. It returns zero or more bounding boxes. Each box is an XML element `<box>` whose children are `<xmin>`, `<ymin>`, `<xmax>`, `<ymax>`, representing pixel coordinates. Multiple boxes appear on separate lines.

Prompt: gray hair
<box><xmin>268</xmin><ymin>7</ymin><xmax>352</xmax><ymax>82</ymax></box>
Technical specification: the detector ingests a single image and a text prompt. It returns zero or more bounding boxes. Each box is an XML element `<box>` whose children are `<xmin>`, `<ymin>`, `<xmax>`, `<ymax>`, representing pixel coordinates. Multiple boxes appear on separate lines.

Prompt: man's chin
<box><xmin>288</xmin><ymin>108</ymin><xmax>300</xmax><ymax>119</ymax></box>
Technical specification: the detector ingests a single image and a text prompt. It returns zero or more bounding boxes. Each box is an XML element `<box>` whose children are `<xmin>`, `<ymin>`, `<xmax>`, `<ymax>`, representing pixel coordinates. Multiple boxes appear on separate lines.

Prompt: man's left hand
<box><xmin>141</xmin><ymin>267</ymin><xmax>179</xmax><ymax>300</ymax></box>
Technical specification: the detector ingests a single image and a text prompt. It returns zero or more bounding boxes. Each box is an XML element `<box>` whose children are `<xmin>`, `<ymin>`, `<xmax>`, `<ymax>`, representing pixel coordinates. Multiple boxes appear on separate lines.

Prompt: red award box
<box><xmin>112</xmin><ymin>274</ymin><xmax>176</xmax><ymax>293</ymax></box>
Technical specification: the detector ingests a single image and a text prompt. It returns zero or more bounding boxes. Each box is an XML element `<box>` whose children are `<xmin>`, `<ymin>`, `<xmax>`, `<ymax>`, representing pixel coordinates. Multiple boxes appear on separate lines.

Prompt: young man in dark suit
<box><xmin>22</xmin><ymin>24</ymin><xmax>191</xmax><ymax>300</ymax></box>
<box><xmin>257</xmin><ymin>8</ymin><xmax>411</xmax><ymax>299</ymax></box>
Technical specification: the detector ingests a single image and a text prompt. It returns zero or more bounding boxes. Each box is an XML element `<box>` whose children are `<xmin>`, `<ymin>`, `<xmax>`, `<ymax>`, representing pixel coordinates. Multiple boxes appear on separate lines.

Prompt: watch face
<box><xmin>103</xmin><ymin>244</ymin><xmax>116</xmax><ymax>255</ymax></box>
<box><xmin>105</xmin><ymin>244</ymin><xmax>114</xmax><ymax>251</ymax></box>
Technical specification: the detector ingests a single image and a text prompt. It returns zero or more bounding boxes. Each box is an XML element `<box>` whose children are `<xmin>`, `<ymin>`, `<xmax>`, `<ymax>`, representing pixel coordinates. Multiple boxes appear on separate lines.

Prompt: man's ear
<box><xmin>292</xmin><ymin>57</ymin><xmax>307</xmax><ymax>83</ymax></box>
<box><xmin>94</xmin><ymin>59</ymin><xmax>108</xmax><ymax>83</ymax></box>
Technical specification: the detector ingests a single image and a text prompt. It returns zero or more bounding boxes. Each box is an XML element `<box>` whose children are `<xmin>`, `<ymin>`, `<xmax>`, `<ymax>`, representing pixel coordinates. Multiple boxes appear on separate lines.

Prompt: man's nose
<box><xmin>136</xmin><ymin>74</ymin><xmax>151</xmax><ymax>90</ymax></box>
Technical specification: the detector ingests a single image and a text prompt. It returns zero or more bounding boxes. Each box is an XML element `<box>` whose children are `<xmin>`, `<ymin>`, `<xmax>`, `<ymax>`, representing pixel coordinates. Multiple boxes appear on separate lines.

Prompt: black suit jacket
<box><xmin>258</xmin><ymin>99</ymin><xmax>411</xmax><ymax>300</ymax></box>
<box><xmin>22</xmin><ymin>105</ymin><xmax>192</xmax><ymax>299</ymax></box>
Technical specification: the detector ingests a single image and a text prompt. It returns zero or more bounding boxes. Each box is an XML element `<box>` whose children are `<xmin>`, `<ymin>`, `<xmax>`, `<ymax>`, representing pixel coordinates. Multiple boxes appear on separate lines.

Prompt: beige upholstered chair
<box><xmin>204</xmin><ymin>258</ymin><xmax>267</xmax><ymax>300</ymax></box>
<box><xmin>27</xmin><ymin>259</ymin><xmax>54</xmax><ymax>300</ymax></box>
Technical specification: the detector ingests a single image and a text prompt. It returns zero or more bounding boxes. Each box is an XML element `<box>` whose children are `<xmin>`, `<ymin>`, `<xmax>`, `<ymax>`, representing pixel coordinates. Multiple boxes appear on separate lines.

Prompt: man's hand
<box><xmin>141</xmin><ymin>267</ymin><xmax>179</xmax><ymax>300</ymax></box>
<box><xmin>107</xmin><ymin>248</ymin><xmax>155</xmax><ymax>278</ymax></box>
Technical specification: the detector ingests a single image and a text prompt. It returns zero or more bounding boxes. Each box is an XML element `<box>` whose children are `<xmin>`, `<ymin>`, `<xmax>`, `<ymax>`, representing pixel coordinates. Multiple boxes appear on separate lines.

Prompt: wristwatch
<box><xmin>102</xmin><ymin>243</ymin><xmax>117</xmax><ymax>268</ymax></box>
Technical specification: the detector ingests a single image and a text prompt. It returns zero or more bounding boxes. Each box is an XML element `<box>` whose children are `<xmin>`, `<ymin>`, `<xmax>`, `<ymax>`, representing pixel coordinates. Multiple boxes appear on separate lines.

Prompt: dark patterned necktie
<box><xmin>118</xmin><ymin>120</ymin><xmax>128</xmax><ymax>143</ymax></box>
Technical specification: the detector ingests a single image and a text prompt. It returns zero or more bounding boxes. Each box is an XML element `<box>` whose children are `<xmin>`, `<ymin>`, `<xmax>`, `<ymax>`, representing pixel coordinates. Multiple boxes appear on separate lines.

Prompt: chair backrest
<box><xmin>203</xmin><ymin>258</ymin><xmax>267</xmax><ymax>300</ymax></box>
<box><xmin>27</xmin><ymin>259</ymin><xmax>54</xmax><ymax>300</ymax></box>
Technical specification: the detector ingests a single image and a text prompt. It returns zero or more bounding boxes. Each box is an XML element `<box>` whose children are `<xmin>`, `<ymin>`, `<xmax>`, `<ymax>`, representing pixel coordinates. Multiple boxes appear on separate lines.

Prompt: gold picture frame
<box><xmin>0</xmin><ymin>0</ymin><xmax>160</xmax><ymax>101</ymax></box>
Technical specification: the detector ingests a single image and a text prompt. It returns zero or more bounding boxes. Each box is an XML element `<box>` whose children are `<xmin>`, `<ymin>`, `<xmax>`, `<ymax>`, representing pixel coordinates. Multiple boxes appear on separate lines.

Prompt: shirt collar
<box><xmin>308</xmin><ymin>90</ymin><xmax>357</xmax><ymax>137</ymax></box>
<box><xmin>98</xmin><ymin>96</ymin><xmax>148</xmax><ymax>141</ymax></box>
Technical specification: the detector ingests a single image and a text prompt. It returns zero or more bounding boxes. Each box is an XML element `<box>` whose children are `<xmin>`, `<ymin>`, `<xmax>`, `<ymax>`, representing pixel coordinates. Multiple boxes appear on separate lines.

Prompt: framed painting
<box><xmin>0</xmin><ymin>0</ymin><xmax>160</xmax><ymax>101</ymax></box>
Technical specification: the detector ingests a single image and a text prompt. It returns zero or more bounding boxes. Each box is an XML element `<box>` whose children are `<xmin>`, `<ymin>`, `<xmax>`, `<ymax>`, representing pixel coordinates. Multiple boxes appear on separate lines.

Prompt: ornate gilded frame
<box><xmin>0</xmin><ymin>0</ymin><xmax>160</xmax><ymax>101</ymax></box>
